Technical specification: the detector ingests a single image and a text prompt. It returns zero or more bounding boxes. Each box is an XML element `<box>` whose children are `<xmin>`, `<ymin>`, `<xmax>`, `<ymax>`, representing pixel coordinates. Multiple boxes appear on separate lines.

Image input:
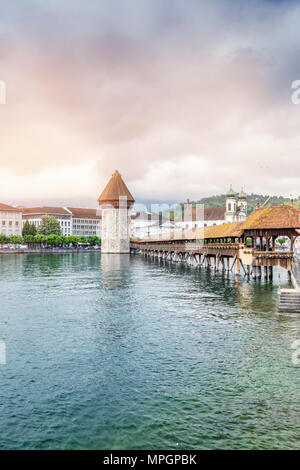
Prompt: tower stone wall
<box><xmin>101</xmin><ymin>199</ymin><xmax>131</xmax><ymax>253</ymax></box>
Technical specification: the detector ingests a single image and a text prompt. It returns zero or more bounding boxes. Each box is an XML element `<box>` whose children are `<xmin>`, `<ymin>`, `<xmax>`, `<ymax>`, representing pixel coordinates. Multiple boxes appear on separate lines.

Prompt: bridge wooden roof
<box><xmin>238</xmin><ymin>205</ymin><xmax>300</xmax><ymax>230</ymax></box>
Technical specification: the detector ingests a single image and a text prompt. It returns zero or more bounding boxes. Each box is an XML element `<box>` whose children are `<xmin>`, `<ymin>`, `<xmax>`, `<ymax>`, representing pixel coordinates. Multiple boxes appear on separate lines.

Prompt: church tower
<box><xmin>225</xmin><ymin>185</ymin><xmax>237</xmax><ymax>223</ymax></box>
<box><xmin>98</xmin><ymin>170</ymin><xmax>135</xmax><ymax>253</ymax></box>
<box><xmin>237</xmin><ymin>188</ymin><xmax>247</xmax><ymax>221</ymax></box>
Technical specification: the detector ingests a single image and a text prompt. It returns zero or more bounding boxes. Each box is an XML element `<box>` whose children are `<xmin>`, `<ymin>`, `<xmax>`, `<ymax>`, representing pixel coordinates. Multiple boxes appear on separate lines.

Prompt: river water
<box><xmin>0</xmin><ymin>252</ymin><xmax>299</xmax><ymax>449</ymax></box>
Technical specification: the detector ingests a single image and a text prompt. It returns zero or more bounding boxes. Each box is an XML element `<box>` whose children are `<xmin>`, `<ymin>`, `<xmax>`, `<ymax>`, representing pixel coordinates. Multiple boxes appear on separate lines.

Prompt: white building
<box><xmin>22</xmin><ymin>207</ymin><xmax>72</xmax><ymax>236</ymax></box>
<box><xmin>22</xmin><ymin>206</ymin><xmax>101</xmax><ymax>238</ymax></box>
<box><xmin>175</xmin><ymin>205</ymin><xmax>226</xmax><ymax>230</ymax></box>
<box><xmin>66</xmin><ymin>207</ymin><xmax>101</xmax><ymax>238</ymax></box>
<box><xmin>175</xmin><ymin>188</ymin><xmax>248</xmax><ymax>229</ymax></box>
<box><xmin>0</xmin><ymin>203</ymin><xmax>23</xmax><ymax>236</ymax></box>
<box><xmin>131</xmin><ymin>211</ymin><xmax>179</xmax><ymax>239</ymax></box>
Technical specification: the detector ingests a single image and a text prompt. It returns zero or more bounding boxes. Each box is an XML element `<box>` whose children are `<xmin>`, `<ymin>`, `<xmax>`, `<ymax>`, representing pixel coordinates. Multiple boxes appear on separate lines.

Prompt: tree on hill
<box><xmin>22</xmin><ymin>220</ymin><xmax>36</xmax><ymax>237</ymax></box>
<box><xmin>37</xmin><ymin>215</ymin><xmax>61</xmax><ymax>235</ymax></box>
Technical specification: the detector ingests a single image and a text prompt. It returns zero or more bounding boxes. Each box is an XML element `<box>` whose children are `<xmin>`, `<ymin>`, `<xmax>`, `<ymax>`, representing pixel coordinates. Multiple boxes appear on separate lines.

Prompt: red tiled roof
<box><xmin>67</xmin><ymin>207</ymin><xmax>101</xmax><ymax>219</ymax></box>
<box><xmin>175</xmin><ymin>206</ymin><xmax>226</xmax><ymax>222</ymax></box>
<box><xmin>0</xmin><ymin>203</ymin><xmax>22</xmax><ymax>212</ymax></box>
<box><xmin>22</xmin><ymin>206</ymin><xmax>71</xmax><ymax>216</ymax></box>
<box><xmin>204</xmin><ymin>207</ymin><xmax>226</xmax><ymax>221</ymax></box>
<box><xmin>240</xmin><ymin>205</ymin><xmax>300</xmax><ymax>230</ymax></box>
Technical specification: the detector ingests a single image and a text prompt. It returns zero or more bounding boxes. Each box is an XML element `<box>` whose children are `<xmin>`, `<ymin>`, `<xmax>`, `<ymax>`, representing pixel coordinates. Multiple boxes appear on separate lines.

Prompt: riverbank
<box><xmin>0</xmin><ymin>248</ymin><xmax>101</xmax><ymax>255</ymax></box>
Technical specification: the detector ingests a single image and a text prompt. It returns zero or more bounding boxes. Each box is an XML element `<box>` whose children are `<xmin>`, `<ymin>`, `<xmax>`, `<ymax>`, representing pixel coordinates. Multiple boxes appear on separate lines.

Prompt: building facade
<box><xmin>22</xmin><ymin>207</ymin><xmax>73</xmax><ymax>236</ymax></box>
<box><xmin>67</xmin><ymin>207</ymin><xmax>101</xmax><ymax>238</ymax></box>
<box><xmin>175</xmin><ymin>205</ymin><xmax>226</xmax><ymax>230</ymax></box>
<box><xmin>22</xmin><ymin>206</ymin><xmax>101</xmax><ymax>238</ymax></box>
<box><xmin>131</xmin><ymin>211</ymin><xmax>179</xmax><ymax>239</ymax></box>
<box><xmin>0</xmin><ymin>203</ymin><xmax>23</xmax><ymax>236</ymax></box>
<box><xmin>175</xmin><ymin>188</ymin><xmax>248</xmax><ymax>229</ymax></box>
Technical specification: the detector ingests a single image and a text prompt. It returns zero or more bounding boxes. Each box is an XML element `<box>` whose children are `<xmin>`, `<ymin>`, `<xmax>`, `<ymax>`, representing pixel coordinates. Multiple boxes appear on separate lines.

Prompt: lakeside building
<box><xmin>0</xmin><ymin>203</ymin><xmax>23</xmax><ymax>236</ymax></box>
<box><xmin>22</xmin><ymin>207</ymin><xmax>72</xmax><ymax>236</ymax></box>
<box><xmin>66</xmin><ymin>208</ymin><xmax>101</xmax><ymax>238</ymax></box>
<box><xmin>175</xmin><ymin>187</ymin><xmax>248</xmax><ymax>229</ymax></box>
<box><xmin>131</xmin><ymin>211</ymin><xmax>179</xmax><ymax>239</ymax></box>
<box><xmin>22</xmin><ymin>206</ymin><xmax>101</xmax><ymax>238</ymax></box>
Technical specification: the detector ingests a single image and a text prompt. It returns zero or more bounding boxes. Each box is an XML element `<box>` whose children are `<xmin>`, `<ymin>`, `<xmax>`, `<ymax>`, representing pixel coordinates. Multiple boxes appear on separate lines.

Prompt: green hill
<box><xmin>186</xmin><ymin>194</ymin><xmax>299</xmax><ymax>214</ymax></box>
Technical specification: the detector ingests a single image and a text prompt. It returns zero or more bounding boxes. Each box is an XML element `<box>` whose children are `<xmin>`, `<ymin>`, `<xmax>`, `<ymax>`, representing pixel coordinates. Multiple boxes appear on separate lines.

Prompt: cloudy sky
<box><xmin>0</xmin><ymin>0</ymin><xmax>300</xmax><ymax>207</ymax></box>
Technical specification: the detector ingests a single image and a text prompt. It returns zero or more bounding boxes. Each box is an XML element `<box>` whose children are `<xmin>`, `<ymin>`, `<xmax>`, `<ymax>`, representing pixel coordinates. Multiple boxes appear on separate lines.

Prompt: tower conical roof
<box><xmin>98</xmin><ymin>170</ymin><xmax>135</xmax><ymax>208</ymax></box>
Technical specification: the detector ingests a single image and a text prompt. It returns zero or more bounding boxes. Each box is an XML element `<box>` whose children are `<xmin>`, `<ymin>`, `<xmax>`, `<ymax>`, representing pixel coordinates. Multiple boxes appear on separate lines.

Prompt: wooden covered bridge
<box><xmin>131</xmin><ymin>205</ymin><xmax>300</xmax><ymax>280</ymax></box>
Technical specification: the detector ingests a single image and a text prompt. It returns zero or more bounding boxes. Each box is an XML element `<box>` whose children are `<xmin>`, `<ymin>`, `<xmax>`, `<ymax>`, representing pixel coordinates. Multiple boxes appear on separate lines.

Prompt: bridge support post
<box><xmin>268</xmin><ymin>266</ymin><xmax>273</xmax><ymax>279</ymax></box>
<box><xmin>257</xmin><ymin>266</ymin><xmax>262</xmax><ymax>279</ymax></box>
<box><xmin>235</xmin><ymin>257</ymin><xmax>240</xmax><ymax>275</ymax></box>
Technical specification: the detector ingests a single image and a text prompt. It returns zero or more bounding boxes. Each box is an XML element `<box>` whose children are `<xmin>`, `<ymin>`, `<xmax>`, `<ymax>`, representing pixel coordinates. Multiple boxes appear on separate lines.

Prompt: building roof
<box><xmin>0</xmin><ymin>203</ymin><xmax>22</xmax><ymax>212</ymax></box>
<box><xmin>22</xmin><ymin>206</ymin><xmax>71</xmax><ymax>216</ymax></box>
<box><xmin>239</xmin><ymin>205</ymin><xmax>300</xmax><ymax>230</ymax></box>
<box><xmin>175</xmin><ymin>206</ymin><xmax>225</xmax><ymax>222</ymax></box>
<box><xmin>131</xmin><ymin>211</ymin><xmax>170</xmax><ymax>223</ymax></box>
<box><xmin>204</xmin><ymin>206</ymin><xmax>226</xmax><ymax>221</ymax></box>
<box><xmin>67</xmin><ymin>207</ymin><xmax>100</xmax><ymax>219</ymax></box>
<box><xmin>98</xmin><ymin>170</ymin><xmax>135</xmax><ymax>206</ymax></box>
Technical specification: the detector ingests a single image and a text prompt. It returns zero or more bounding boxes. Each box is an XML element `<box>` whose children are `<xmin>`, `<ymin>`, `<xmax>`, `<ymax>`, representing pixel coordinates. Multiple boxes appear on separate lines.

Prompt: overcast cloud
<box><xmin>0</xmin><ymin>0</ymin><xmax>300</xmax><ymax>205</ymax></box>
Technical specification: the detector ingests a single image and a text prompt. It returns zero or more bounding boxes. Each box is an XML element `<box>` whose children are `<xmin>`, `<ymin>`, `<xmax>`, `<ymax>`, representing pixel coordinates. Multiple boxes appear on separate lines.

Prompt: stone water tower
<box><xmin>98</xmin><ymin>170</ymin><xmax>135</xmax><ymax>253</ymax></box>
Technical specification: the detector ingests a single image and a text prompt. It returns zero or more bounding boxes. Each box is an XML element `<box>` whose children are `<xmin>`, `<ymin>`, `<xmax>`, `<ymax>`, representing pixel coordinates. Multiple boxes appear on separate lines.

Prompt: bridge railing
<box><xmin>131</xmin><ymin>242</ymin><xmax>245</xmax><ymax>251</ymax></box>
<box><xmin>254</xmin><ymin>251</ymin><xmax>294</xmax><ymax>259</ymax></box>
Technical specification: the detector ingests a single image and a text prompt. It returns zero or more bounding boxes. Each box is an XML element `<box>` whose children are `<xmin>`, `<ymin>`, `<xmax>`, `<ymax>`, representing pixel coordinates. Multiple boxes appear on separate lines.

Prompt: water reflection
<box><xmin>100</xmin><ymin>254</ymin><xmax>131</xmax><ymax>290</ymax></box>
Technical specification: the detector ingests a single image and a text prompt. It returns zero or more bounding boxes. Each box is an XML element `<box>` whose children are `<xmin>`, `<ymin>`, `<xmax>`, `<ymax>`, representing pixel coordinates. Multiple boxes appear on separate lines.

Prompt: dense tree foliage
<box><xmin>37</xmin><ymin>215</ymin><xmax>61</xmax><ymax>235</ymax></box>
<box><xmin>0</xmin><ymin>234</ymin><xmax>101</xmax><ymax>247</ymax></box>
<box><xmin>22</xmin><ymin>220</ymin><xmax>37</xmax><ymax>237</ymax></box>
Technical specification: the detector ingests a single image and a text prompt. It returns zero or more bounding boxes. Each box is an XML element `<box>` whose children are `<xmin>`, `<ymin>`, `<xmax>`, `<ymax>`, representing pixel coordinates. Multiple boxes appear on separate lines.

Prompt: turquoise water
<box><xmin>0</xmin><ymin>252</ymin><xmax>300</xmax><ymax>450</ymax></box>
